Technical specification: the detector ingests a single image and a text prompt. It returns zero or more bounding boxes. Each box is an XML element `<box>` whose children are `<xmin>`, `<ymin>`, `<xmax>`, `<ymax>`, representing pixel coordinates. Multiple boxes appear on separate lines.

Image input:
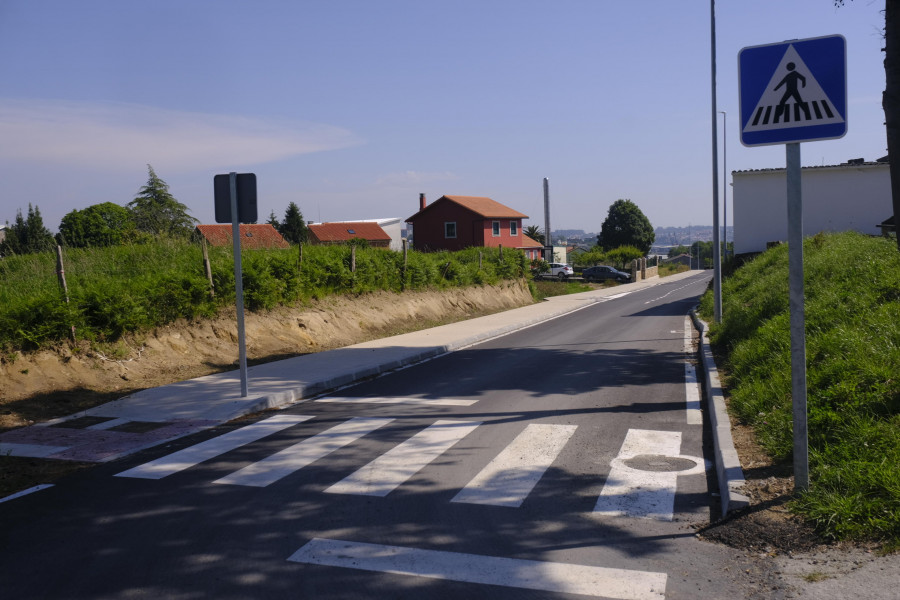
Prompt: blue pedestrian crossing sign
<box><xmin>739</xmin><ymin>34</ymin><xmax>847</xmax><ymax>146</ymax></box>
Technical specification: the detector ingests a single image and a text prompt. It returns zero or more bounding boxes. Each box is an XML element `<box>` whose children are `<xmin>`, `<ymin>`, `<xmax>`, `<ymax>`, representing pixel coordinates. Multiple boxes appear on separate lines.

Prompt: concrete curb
<box><xmin>690</xmin><ymin>309</ymin><xmax>750</xmax><ymax>517</ymax></box>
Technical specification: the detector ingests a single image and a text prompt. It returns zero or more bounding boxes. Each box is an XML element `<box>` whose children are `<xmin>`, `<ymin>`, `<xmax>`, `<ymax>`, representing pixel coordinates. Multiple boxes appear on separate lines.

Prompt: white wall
<box><xmin>732</xmin><ymin>163</ymin><xmax>891</xmax><ymax>255</ymax></box>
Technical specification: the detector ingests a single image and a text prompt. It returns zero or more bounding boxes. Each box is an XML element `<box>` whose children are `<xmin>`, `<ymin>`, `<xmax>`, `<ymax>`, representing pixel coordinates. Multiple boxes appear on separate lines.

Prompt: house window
<box><xmin>510</xmin><ymin>221</ymin><xmax>518</xmax><ymax>236</ymax></box>
<box><xmin>492</xmin><ymin>221</ymin><xmax>501</xmax><ymax>237</ymax></box>
<box><xmin>444</xmin><ymin>222</ymin><xmax>457</xmax><ymax>239</ymax></box>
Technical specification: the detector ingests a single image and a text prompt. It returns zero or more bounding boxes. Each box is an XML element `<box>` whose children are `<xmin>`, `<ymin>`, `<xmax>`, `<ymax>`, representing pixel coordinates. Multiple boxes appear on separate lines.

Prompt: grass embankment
<box><xmin>0</xmin><ymin>239</ymin><xmax>528</xmax><ymax>352</ymax></box>
<box><xmin>699</xmin><ymin>232</ymin><xmax>900</xmax><ymax>548</ymax></box>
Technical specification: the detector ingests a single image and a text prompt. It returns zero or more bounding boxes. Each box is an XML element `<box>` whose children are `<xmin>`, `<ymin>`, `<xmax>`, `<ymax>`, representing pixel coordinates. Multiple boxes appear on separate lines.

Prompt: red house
<box><xmin>307</xmin><ymin>221</ymin><xmax>391</xmax><ymax>248</ymax></box>
<box><xmin>406</xmin><ymin>194</ymin><xmax>531</xmax><ymax>253</ymax></box>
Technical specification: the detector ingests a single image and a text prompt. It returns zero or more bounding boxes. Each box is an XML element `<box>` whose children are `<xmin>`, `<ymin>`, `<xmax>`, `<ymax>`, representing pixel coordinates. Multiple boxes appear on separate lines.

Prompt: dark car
<box><xmin>581</xmin><ymin>265</ymin><xmax>631</xmax><ymax>283</ymax></box>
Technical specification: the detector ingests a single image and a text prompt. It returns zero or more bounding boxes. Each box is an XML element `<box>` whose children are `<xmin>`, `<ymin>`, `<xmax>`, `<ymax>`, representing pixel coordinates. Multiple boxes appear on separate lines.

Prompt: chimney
<box><xmin>419</xmin><ymin>193</ymin><xmax>426</xmax><ymax>211</ymax></box>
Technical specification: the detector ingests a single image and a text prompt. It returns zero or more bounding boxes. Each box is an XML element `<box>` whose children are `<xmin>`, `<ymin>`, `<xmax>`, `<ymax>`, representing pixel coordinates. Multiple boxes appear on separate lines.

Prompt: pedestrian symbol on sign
<box><xmin>773</xmin><ymin>62</ymin><xmax>809</xmax><ymax>122</ymax></box>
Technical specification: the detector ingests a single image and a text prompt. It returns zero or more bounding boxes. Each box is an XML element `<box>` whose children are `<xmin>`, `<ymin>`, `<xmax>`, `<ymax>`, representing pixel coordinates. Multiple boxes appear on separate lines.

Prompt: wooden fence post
<box><xmin>479</xmin><ymin>251</ymin><xmax>483</xmax><ymax>269</ymax></box>
<box><xmin>402</xmin><ymin>238</ymin><xmax>408</xmax><ymax>291</ymax></box>
<box><xmin>201</xmin><ymin>237</ymin><xmax>215</xmax><ymax>298</ymax></box>
<box><xmin>55</xmin><ymin>245</ymin><xmax>76</xmax><ymax>342</ymax></box>
<box><xmin>499</xmin><ymin>244</ymin><xmax>503</xmax><ymax>260</ymax></box>
<box><xmin>351</xmin><ymin>245</ymin><xmax>356</xmax><ymax>272</ymax></box>
<box><xmin>298</xmin><ymin>242</ymin><xmax>303</xmax><ymax>272</ymax></box>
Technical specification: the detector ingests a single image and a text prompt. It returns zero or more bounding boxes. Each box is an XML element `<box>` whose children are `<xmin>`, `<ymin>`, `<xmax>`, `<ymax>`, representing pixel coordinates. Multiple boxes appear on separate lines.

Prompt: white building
<box><xmin>732</xmin><ymin>158</ymin><xmax>892</xmax><ymax>255</ymax></box>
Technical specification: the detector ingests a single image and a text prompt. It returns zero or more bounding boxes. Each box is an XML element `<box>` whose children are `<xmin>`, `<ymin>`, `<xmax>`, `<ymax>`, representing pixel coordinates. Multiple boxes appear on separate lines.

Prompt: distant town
<box><xmin>548</xmin><ymin>225</ymin><xmax>734</xmax><ymax>255</ymax></box>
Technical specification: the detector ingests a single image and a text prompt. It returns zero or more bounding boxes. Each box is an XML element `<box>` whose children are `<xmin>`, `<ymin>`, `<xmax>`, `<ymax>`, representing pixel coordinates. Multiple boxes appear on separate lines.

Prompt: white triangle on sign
<box><xmin>743</xmin><ymin>44</ymin><xmax>844</xmax><ymax>133</ymax></box>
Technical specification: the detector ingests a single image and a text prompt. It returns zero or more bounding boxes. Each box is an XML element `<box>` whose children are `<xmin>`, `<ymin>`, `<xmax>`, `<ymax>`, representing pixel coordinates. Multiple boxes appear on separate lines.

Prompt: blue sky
<box><xmin>0</xmin><ymin>0</ymin><xmax>888</xmax><ymax>234</ymax></box>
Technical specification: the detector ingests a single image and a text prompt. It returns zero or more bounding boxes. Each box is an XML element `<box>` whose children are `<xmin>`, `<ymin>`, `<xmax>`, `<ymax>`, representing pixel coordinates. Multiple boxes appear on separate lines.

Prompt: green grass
<box><xmin>0</xmin><ymin>239</ymin><xmax>529</xmax><ymax>351</ymax></box>
<box><xmin>699</xmin><ymin>231</ymin><xmax>900</xmax><ymax>548</ymax></box>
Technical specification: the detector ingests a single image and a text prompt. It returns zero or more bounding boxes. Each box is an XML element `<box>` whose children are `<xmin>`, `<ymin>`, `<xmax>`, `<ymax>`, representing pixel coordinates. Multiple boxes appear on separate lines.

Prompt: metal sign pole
<box><xmin>230</xmin><ymin>172</ymin><xmax>249</xmax><ymax>397</ymax></box>
<box><xmin>786</xmin><ymin>143</ymin><xmax>809</xmax><ymax>491</ymax></box>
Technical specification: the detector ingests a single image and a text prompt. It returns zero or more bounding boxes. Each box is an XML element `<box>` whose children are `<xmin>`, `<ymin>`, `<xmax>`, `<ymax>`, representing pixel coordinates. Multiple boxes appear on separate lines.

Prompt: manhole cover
<box><xmin>622</xmin><ymin>454</ymin><xmax>698</xmax><ymax>472</ymax></box>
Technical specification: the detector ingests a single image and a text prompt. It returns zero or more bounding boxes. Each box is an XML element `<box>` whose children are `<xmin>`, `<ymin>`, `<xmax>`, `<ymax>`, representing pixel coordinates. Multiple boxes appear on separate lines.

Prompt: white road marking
<box><xmin>594</xmin><ymin>429</ymin><xmax>704</xmax><ymax>521</ymax></box>
<box><xmin>0</xmin><ymin>443</ymin><xmax>69</xmax><ymax>458</ymax></box>
<box><xmin>451</xmin><ymin>423</ymin><xmax>576</xmax><ymax>507</ymax></box>
<box><xmin>213</xmin><ymin>417</ymin><xmax>394</xmax><ymax>488</ymax></box>
<box><xmin>325</xmin><ymin>419</ymin><xmax>481</xmax><ymax>497</ymax></box>
<box><xmin>316</xmin><ymin>396</ymin><xmax>477</xmax><ymax>406</ymax></box>
<box><xmin>684</xmin><ymin>316</ymin><xmax>703</xmax><ymax>425</ymax></box>
<box><xmin>0</xmin><ymin>484</ymin><xmax>55</xmax><ymax>504</ymax></box>
<box><xmin>86</xmin><ymin>417</ymin><xmax>131</xmax><ymax>430</ymax></box>
<box><xmin>116</xmin><ymin>414</ymin><xmax>312</xmax><ymax>480</ymax></box>
<box><xmin>288</xmin><ymin>538</ymin><xmax>667</xmax><ymax>600</ymax></box>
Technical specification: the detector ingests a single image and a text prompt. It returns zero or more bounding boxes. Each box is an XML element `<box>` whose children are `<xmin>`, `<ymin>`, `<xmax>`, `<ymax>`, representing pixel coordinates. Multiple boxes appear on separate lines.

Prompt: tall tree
<box><xmin>1</xmin><ymin>204</ymin><xmax>54</xmax><ymax>255</ymax></box>
<box><xmin>58</xmin><ymin>202</ymin><xmax>135</xmax><ymax>248</ymax></box>
<box><xmin>837</xmin><ymin>0</ymin><xmax>900</xmax><ymax>250</ymax></box>
<box><xmin>266</xmin><ymin>210</ymin><xmax>280</xmax><ymax>230</ymax></box>
<box><xmin>127</xmin><ymin>165</ymin><xmax>196</xmax><ymax>237</ymax></box>
<box><xmin>597</xmin><ymin>199</ymin><xmax>655</xmax><ymax>255</ymax></box>
<box><xmin>279</xmin><ymin>202</ymin><xmax>308</xmax><ymax>244</ymax></box>
<box><xmin>523</xmin><ymin>225</ymin><xmax>545</xmax><ymax>245</ymax></box>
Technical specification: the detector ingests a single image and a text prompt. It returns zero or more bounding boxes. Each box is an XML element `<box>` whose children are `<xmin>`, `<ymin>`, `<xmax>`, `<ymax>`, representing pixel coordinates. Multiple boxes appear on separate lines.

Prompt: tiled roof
<box><xmin>407</xmin><ymin>195</ymin><xmax>529</xmax><ymax>221</ymax></box>
<box><xmin>308</xmin><ymin>221</ymin><xmax>391</xmax><ymax>243</ymax></box>
<box><xmin>195</xmin><ymin>224</ymin><xmax>290</xmax><ymax>249</ymax></box>
<box><xmin>518</xmin><ymin>235</ymin><xmax>544</xmax><ymax>248</ymax></box>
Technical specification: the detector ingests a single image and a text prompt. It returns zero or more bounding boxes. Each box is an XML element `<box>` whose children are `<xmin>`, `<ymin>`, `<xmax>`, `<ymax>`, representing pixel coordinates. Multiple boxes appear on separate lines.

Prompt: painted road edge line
<box><xmin>0</xmin><ymin>484</ymin><xmax>54</xmax><ymax>504</ymax></box>
<box><xmin>288</xmin><ymin>538</ymin><xmax>666</xmax><ymax>600</ymax></box>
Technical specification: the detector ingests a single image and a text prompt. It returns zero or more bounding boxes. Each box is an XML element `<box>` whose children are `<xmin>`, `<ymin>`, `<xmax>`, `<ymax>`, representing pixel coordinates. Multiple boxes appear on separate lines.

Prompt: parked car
<box><xmin>547</xmin><ymin>263</ymin><xmax>574</xmax><ymax>280</ymax></box>
<box><xmin>581</xmin><ymin>265</ymin><xmax>631</xmax><ymax>283</ymax></box>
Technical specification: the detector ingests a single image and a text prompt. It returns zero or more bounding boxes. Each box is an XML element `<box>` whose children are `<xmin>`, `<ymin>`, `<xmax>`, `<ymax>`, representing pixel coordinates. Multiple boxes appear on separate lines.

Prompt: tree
<box><xmin>605</xmin><ymin>245</ymin><xmax>644</xmax><ymax>271</ymax></box>
<box><xmin>127</xmin><ymin>165</ymin><xmax>196</xmax><ymax>237</ymax></box>
<box><xmin>266</xmin><ymin>210</ymin><xmax>280</xmax><ymax>230</ymax></box>
<box><xmin>279</xmin><ymin>202</ymin><xmax>308</xmax><ymax>244</ymax></box>
<box><xmin>58</xmin><ymin>202</ymin><xmax>135</xmax><ymax>248</ymax></box>
<box><xmin>573</xmin><ymin>248</ymin><xmax>607</xmax><ymax>266</ymax></box>
<box><xmin>523</xmin><ymin>225</ymin><xmax>545</xmax><ymax>245</ymax></box>
<box><xmin>837</xmin><ymin>0</ymin><xmax>900</xmax><ymax>250</ymax></box>
<box><xmin>1</xmin><ymin>204</ymin><xmax>55</xmax><ymax>255</ymax></box>
<box><xmin>596</xmin><ymin>199</ymin><xmax>655</xmax><ymax>254</ymax></box>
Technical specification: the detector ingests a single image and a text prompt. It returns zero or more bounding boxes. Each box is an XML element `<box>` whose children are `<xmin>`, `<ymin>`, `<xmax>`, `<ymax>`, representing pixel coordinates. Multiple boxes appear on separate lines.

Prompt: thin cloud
<box><xmin>375</xmin><ymin>170</ymin><xmax>459</xmax><ymax>187</ymax></box>
<box><xmin>0</xmin><ymin>98</ymin><xmax>362</xmax><ymax>172</ymax></box>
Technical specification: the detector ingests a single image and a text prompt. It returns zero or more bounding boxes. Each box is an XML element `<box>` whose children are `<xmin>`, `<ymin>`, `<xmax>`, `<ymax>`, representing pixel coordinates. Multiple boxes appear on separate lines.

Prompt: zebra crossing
<box><xmin>750</xmin><ymin>99</ymin><xmax>834</xmax><ymax>127</ymax></box>
<box><xmin>116</xmin><ymin>409</ymin><xmax>706</xmax><ymax>519</ymax></box>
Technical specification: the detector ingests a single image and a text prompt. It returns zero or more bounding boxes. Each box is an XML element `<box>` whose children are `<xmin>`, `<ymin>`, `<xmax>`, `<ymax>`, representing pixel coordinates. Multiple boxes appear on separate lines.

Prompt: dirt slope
<box><xmin>0</xmin><ymin>281</ymin><xmax>534</xmax><ymax>430</ymax></box>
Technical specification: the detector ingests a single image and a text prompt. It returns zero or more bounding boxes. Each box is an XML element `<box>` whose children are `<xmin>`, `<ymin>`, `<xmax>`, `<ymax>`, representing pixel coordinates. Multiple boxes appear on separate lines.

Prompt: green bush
<box><xmin>0</xmin><ymin>239</ymin><xmax>530</xmax><ymax>350</ymax></box>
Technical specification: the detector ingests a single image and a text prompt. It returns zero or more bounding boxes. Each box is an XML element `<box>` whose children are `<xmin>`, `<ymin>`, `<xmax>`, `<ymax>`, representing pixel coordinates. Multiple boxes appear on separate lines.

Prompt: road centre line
<box><xmin>213</xmin><ymin>417</ymin><xmax>394</xmax><ymax>488</ymax></box>
<box><xmin>116</xmin><ymin>414</ymin><xmax>313</xmax><ymax>480</ymax></box>
<box><xmin>288</xmin><ymin>538</ymin><xmax>667</xmax><ymax>600</ymax></box>
<box><xmin>316</xmin><ymin>396</ymin><xmax>478</xmax><ymax>406</ymax></box>
<box><xmin>326</xmin><ymin>420</ymin><xmax>481</xmax><ymax>497</ymax></box>
<box><xmin>451</xmin><ymin>423</ymin><xmax>577</xmax><ymax>507</ymax></box>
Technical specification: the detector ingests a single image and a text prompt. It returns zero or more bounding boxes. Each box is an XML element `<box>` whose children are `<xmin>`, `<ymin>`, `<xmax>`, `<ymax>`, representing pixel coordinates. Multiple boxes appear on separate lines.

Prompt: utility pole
<box><xmin>710</xmin><ymin>0</ymin><xmax>722</xmax><ymax>323</ymax></box>
<box><xmin>720</xmin><ymin>110</ymin><xmax>728</xmax><ymax>260</ymax></box>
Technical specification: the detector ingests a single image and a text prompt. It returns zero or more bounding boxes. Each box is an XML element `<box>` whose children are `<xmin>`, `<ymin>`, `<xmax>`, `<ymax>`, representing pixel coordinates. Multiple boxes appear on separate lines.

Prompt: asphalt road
<box><xmin>0</xmin><ymin>274</ymin><xmax>782</xmax><ymax>599</ymax></box>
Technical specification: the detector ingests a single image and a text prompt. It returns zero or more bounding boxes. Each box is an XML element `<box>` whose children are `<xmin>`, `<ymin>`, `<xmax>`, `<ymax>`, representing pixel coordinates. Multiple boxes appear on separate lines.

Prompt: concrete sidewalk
<box><xmin>0</xmin><ymin>271</ymin><xmax>709</xmax><ymax>466</ymax></box>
